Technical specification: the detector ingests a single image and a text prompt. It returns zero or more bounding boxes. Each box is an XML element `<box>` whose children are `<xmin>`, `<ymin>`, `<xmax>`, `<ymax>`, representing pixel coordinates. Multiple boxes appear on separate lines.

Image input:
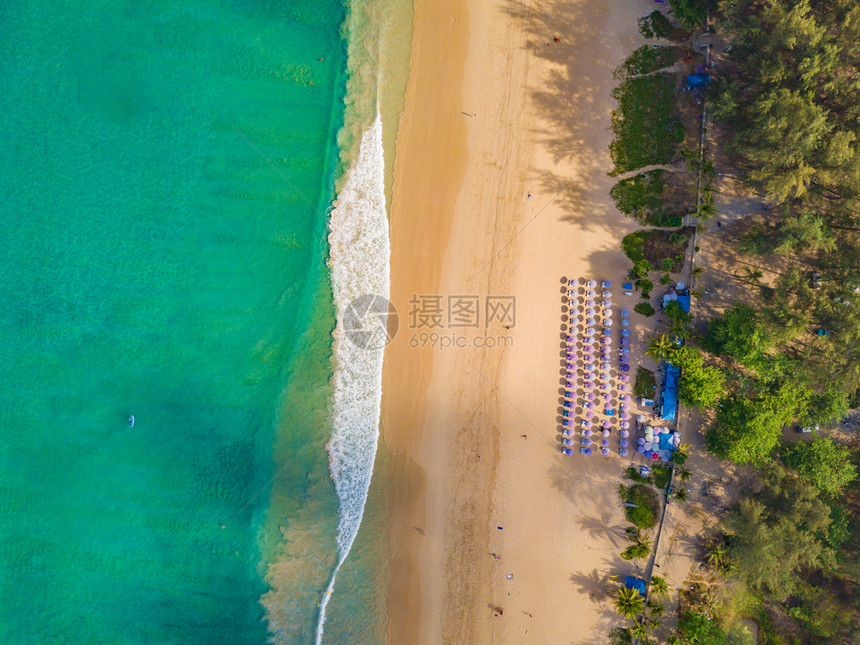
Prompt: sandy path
<box><xmin>383</xmin><ymin>1</ymin><xmax>657</xmax><ymax>643</ymax></box>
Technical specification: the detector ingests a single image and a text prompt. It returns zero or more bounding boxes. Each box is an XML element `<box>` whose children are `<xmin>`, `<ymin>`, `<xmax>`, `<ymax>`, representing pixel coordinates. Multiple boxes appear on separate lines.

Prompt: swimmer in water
<box><xmin>128</xmin><ymin>415</ymin><xmax>135</xmax><ymax>428</ymax></box>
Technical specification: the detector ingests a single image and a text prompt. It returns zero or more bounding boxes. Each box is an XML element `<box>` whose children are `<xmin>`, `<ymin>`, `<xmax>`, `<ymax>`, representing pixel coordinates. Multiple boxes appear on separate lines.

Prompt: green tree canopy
<box><xmin>779</xmin><ymin>436</ymin><xmax>857</xmax><ymax>497</ymax></box>
<box><xmin>721</xmin><ymin>465</ymin><xmax>837</xmax><ymax>600</ymax></box>
<box><xmin>673</xmin><ymin>346</ymin><xmax>726</xmax><ymax>408</ymax></box>
<box><xmin>704</xmin><ymin>303</ymin><xmax>771</xmax><ymax>367</ymax></box>
<box><xmin>673</xmin><ymin>610</ymin><xmax>727</xmax><ymax>645</ymax></box>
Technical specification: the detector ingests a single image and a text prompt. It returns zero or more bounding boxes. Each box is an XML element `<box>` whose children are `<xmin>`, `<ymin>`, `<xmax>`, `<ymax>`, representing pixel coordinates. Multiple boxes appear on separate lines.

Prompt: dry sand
<box><xmin>382</xmin><ymin>0</ymin><xmax>670</xmax><ymax>642</ymax></box>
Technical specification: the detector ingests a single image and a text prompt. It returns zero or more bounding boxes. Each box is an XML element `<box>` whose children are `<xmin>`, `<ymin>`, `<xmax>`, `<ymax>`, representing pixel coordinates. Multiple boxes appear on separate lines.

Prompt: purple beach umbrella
<box><xmin>587</xmin><ymin>392</ymin><xmax>595</xmax><ymax>401</ymax></box>
<box><xmin>621</xmin><ymin>319</ymin><xmax>630</xmax><ymax>327</ymax></box>
<box><xmin>602</xmin><ymin>290</ymin><xmax>612</xmax><ymax>298</ymax></box>
<box><xmin>621</xmin><ymin>330</ymin><xmax>631</xmax><ymax>338</ymax></box>
<box><xmin>621</xmin><ymin>309</ymin><xmax>630</xmax><ymax>317</ymax></box>
<box><xmin>602</xmin><ymin>420</ymin><xmax>611</xmax><ymax>428</ymax></box>
<box><xmin>602</xmin><ymin>300</ymin><xmax>612</xmax><ymax>308</ymax></box>
<box><xmin>583</xmin><ymin>429</ymin><xmax>592</xmax><ymax>437</ymax></box>
<box><xmin>620</xmin><ymin>430</ymin><xmax>630</xmax><ymax>438</ymax></box>
<box><xmin>601</xmin><ymin>439</ymin><xmax>609</xmax><ymax>447</ymax></box>
<box><xmin>621</xmin><ymin>422</ymin><xmax>630</xmax><ymax>430</ymax></box>
<box><xmin>620</xmin><ymin>448</ymin><xmax>629</xmax><ymax>456</ymax></box>
<box><xmin>603</xmin><ymin>393</ymin><xmax>612</xmax><ymax>401</ymax></box>
<box><xmin>582</xmin><ymin>420</ymin><xmax>592</xmax><ymax>428</ymax></box>
<box><xmin>586</xmin><ymin>411</ymin><xmax>594</xmax><ymax>419</ymax></box>
<box><xmin>620</xmin><ymin>439</ymin><xmax>629</xmax><ymax>447</ymax></box>
<box><xmin>586</xmin><ymin>299</ymin><xmax>595</xmax><ymax>307</ymax></box>
<box><xmin>602</xmin><ymin>280</ymin><xmax>612</xmax><ymax>288</ymax></box>
<box><xmin>586</xmin><ymin>279</ymin><xmax>597</xmax><ymax>288</ymax></box>
<box><xmin>601</xmin><ymin>337</ymin><xmax>611</xmax><ymax>345</ymax></box>
<box><xmin>584</xmin><ymin>448</ymin><xmax>593</xmax><ymax>455</ymax></box>
<box><xmin>636</xmin><ymin>446</ymin><xmax>645</xmax><ymax>454</ymax></box>
<box><xmin>621</xmin><ymin>364</ymin><xmax>630</xmax><ymax>372</ymax></box>
<box><xmin>621</xmin><ymin>346</ymin><xmax>630</xmax><ymax>354</ymax></box>
<box><xmin>621</xmin><ymin>412</ymin><xmax>631</xmax><ymax>420</ymax></box>
<box><xmin>618</xmin><ymin>384</ymin><xmax>627</xmax><ymax>392</ymax></box>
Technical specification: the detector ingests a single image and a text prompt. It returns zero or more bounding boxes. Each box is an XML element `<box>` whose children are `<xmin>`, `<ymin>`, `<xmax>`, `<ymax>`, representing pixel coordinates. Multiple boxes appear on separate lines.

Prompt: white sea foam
<box><xmin>315</xmin><ymin>114</ymin><xmax>389</xmax><ymax>644</ymax></box>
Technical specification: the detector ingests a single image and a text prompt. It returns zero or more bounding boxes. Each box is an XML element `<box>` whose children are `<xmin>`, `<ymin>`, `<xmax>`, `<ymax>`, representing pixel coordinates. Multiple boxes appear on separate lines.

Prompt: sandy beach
<box><xmin>382</xmin><ymin>0</ymin><xmax>667</xmax><ymax>642</ymax></box>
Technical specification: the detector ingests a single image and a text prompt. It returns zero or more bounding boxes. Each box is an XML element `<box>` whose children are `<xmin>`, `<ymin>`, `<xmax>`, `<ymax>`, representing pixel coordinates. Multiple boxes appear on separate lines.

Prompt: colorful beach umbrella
<box><xmin>621</xmin><ymin>309</ymin><xmax>630</xmax><ymax>317</ymax></box>
<box><xmin>619</xmin><ymin>448</ymin><xmax>629</xmax><ymax>456</ymax></box>
<box><xmin>620</xmin><ymin>430</ymin><xmax>630</xmax><ymax>437</ymax></box>
<box><xmin>602</xmin><ymin>420</ymin><xmax>611</xmax><ymax>428</ymax></box>
<box><xmin>602</xmin><ymin>290</ymin><xmax>612</xmax><ymax>298</ymax></box>
<box><xmin>586</xmin><ymin>411</ymin><xmax>594</xmax><ymax>419</ymax></box>
<box><xmin>602</xmin><ymin>280</ymin><xmax>612</xmax><ymax>288</ymax></box>
<box><xmin>621</xmin><ymin>412</ymin><xmax>631</xmax><ymax>420</ymax></box>
<box><xmin>619</xmin><ymin>374</ymin><xmax>630</xmax><ymax>382</ymax></box>
<box><xmin>621</xmin><ymin>319</ymin><xmax>630</xmax><ymax>327</ymax></box>
<box><xmin>586</xmin><ymin>279</ymin><xmax>597</xmax><ymax>288</ymax></box>
<box><xmin>621</xmin><ymin>329</ymin><xmax>631</xmax><ymax>337</ymax></box>
<box><xmin>601</xmin><ymin>448</ymin><xmax>610</xmax><ymax>456</ymax></box>
<box><xmin>601</xmin><ymin>439</ymin><xmax>609</xmax><ymax>447</ymax></box>
<box><xmin>620</xmin><ymin>439</ymin><xmax>629</xmax><ymax>447</ymax></box>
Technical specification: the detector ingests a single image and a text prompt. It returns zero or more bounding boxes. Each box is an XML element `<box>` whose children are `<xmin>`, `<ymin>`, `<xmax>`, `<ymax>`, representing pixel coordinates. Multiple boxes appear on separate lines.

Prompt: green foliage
<box><xmin>649</xmin><ymin>574</ymin><xmax>670</xmax><ymax>600</ymax></box>
<box><xmin>615</xmin><ymin>45</ymin><xmax>679</xmax><ymax>79</ymax></box>
<box><xmin>619</xmin><ymin>483</ymin><xmax>660</xmax><ymax>529</ymax></box>
<box><xmin>704</xmin><ymin>303</ymin><xmax>771</xmax><ymax>367</ymax></box>
<box><xmin>673</xmin><ymin>346</ymin><xmax>725</xmax><ymax>408</ymax></box>
<box><xmin>646</xmin><ymin>333</ymin><xmax>678</xmax><ymax>363</ymax></box>
<box><xmin>635</xmin><ymin>302</ymin><xmax>655</xmax><ymax>317</ymax></box>
<box><xmin>610</xmin><ymin>73</ymin><xmax>684</xmax><ymax>175</ymax></box>
<box><xmin>622</xmin><ymin>230</ymin><xmax>646</xmax><ymax>264</ymax></box>
<box><xmin>653</xmin><ymin>465</ymin><xmax>672</xmax><ymax>490</ymax></box>
<box><xmin>638</xmin><ymin>10</ymin><xmax>678</xmax><ymax>39</ymax></box>
<box><xmin>665</xmin><ymin>300</ymin><xmax>693</xmax><ymax>339</ymax></box>
<box><xmin>668</xmin><ymin>0</ymin><xmax>713</xmax><ymax>29</ymax></box>
<box><xmin>802</xmin><ymin>385</ymin><xmax>849</xmax><ymax>427</ymax></box>
<box><xmin>675</xmin><ymin>610</ymin><xmax>727</xmax><ymax>645</ymax></box>
<box><xmin>638</xmin><ymin>279</ymin><xmax>654</xmax><ymax>298</ymax></box>
<box><xmin>714</xmin><ymin>377</ymin><xmax>813</xmax><ymax>463</ymax></box>
<box><xmin>625</xmin><ymin>465</ymin><xmax>653</xmax><ymax>484</ymax></box>
<box><xmin>779</xmin><ymin>436</ymin><xmax>857</xmax><ymax>498</ymax></box>
<box><xmin>615</xmin><ymin>586</ymin><xmax>646</xmax><ymax>619</ymax></box>
<box><xmin>722</xmin><ymin>464</ymin><xmax>837</xmax><ymax>600</ymax></box>
<box><xmin>634</xmin><ymin>366</ymin><xmax>656</xmax><ymax>398</ymax></box>
<box><xmin>610</xmin><ymin>170</ymin><xmax>687</xmax><ymax>225</ymax></box>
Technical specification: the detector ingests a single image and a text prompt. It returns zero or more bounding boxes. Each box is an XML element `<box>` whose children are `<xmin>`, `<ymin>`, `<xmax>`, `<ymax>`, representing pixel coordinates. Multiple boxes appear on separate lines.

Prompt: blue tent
<box><xmin>686</xmin><ymin>74</ymin><xmax>710</xmax><ymax>88</ymax></box>
<box><xmin>677</xmin><ymin>293</ymin><xmax>691</xmax><ymax>313</ymax></box>
<box><xmin>661</xmin><ymin>363</ymin><xmax>680</xmax><ymax>421</ymax></box>
<box><xmin>624</xmin><ymin>576</ymin><xmax>647</xmax><ymax>596</ymax></box>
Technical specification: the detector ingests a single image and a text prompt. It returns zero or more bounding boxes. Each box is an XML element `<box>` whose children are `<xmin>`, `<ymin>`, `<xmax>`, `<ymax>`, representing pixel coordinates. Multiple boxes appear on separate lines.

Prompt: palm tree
<box><xmin>649</xmin><ymin>575</ymin><xmax>670</xmax><ymax>601</ymax></box>
<box><xmin>615</xmin><ymin>587</ymin><xmax>645</xmax><ymax>620</ymax></box>
<box><xmin>678</xmin><ymin>467</ymin><xmax>692</xmax><ymax>482</ymax></box>
<box><xmin>674</xmin><ymin>487</ymin><xmax>689</xmax><ymax>502</ymax></box>
<box><xmin>647</xmin><ymin>599</ymin><xmax>665</xmax><ymax>618</ymax></box>
<box><xmin>701</xmin><ymin>591</ymin><xmax>719</xmax><ymax>617</ymax></box>
<box><xmin>629</xmin><ymin>617</ymin><xmax>652</xmax><ymax>640</ymax></box>
<box><xmin>645</xmin><ymin>334</ymin><xmax>677</xmax><ymax>363</ymax></box>
<box><xmin>706</xmin><ymin>542</ymin><xmax>732</xmax><ymax>573</ymax></box>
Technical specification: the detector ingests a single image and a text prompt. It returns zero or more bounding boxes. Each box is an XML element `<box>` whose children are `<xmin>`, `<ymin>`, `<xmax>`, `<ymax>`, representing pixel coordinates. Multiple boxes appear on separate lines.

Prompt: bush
<box><xmin>635</xmin><ymin>302</ymin><xmax>656</xmax><ymax>317</ymax></box>
<box><xmin>638</xmin><ymin>10</ymin><xmax>677</xmax><ymax>39</ymax></box>
<box><xmin>637</xmin><ymin>279</ymin><xmax>654</xmax><ymax>298</ymax></box>
<box><xmin>625</xmin><ymin>465</ymin><xmax>654</xmax><ymax>484</ymax></box>
<box><xmin>634</xmin><ymin>366</ymin><xmax>656</xmax><ymax>398</ymax></box>
<box><xmin>609</xmin><ymin>73</ymin><xmax>684</xmax><ymax>175</ymax></box>
<box><xmin>622</xmin><ymin>231</ymin><xmax>647</xmax><ymax>264</ymax></box>
<box><xmin>653</xmin><ymin>465</ymin><xmax>672</xmax><ymax>490</ymax></box>
<box><xmin>619</xmin><ymin>483</ymin><xmax>660</xmax><ymax>528</ymax></box>
<box><xmin>675</xmin><ymin>610</ymin><xmax>727</xmax><ymax>644</ymax></box>
<box><xmin>614</xmin><ymin>45</ymin><xmax>679</xmax><ymax>79</ymax></box>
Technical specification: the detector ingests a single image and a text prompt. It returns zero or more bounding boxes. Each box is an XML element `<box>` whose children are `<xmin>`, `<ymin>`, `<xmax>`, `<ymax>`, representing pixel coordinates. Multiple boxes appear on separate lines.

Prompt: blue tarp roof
<box><xmin>625</xmin><ymin>576</ymin><xmax>647</xmax><ymax>595</ymax></box>
<box><xmin>677</xmin><ymin>294</ymin><xmax>691</xmax><ymax>313</ymax></box>
<box><xmin>661</xmin><ymin>363</ymin><xmax>680</xmax><ymax>421</ymax></box>
<box><xmin>686</xmin><ymin>74</ymin><xmax>710</xmax><ymax>88</ymax></box>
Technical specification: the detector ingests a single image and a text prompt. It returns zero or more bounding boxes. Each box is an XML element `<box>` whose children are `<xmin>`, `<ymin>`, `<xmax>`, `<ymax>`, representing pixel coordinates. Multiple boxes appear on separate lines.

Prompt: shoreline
<box><xmin>383</xmin><ymin>0</ymin><xmax>656</xmax><ymax>642</ymax></box>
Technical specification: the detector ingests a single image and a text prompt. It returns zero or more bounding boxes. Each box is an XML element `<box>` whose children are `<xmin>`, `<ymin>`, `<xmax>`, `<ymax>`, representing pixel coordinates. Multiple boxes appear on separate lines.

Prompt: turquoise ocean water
<box><xmin>0</xmin><ymin>0</ymin><xmax>407</xmax><ymax>642</ymax></box>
